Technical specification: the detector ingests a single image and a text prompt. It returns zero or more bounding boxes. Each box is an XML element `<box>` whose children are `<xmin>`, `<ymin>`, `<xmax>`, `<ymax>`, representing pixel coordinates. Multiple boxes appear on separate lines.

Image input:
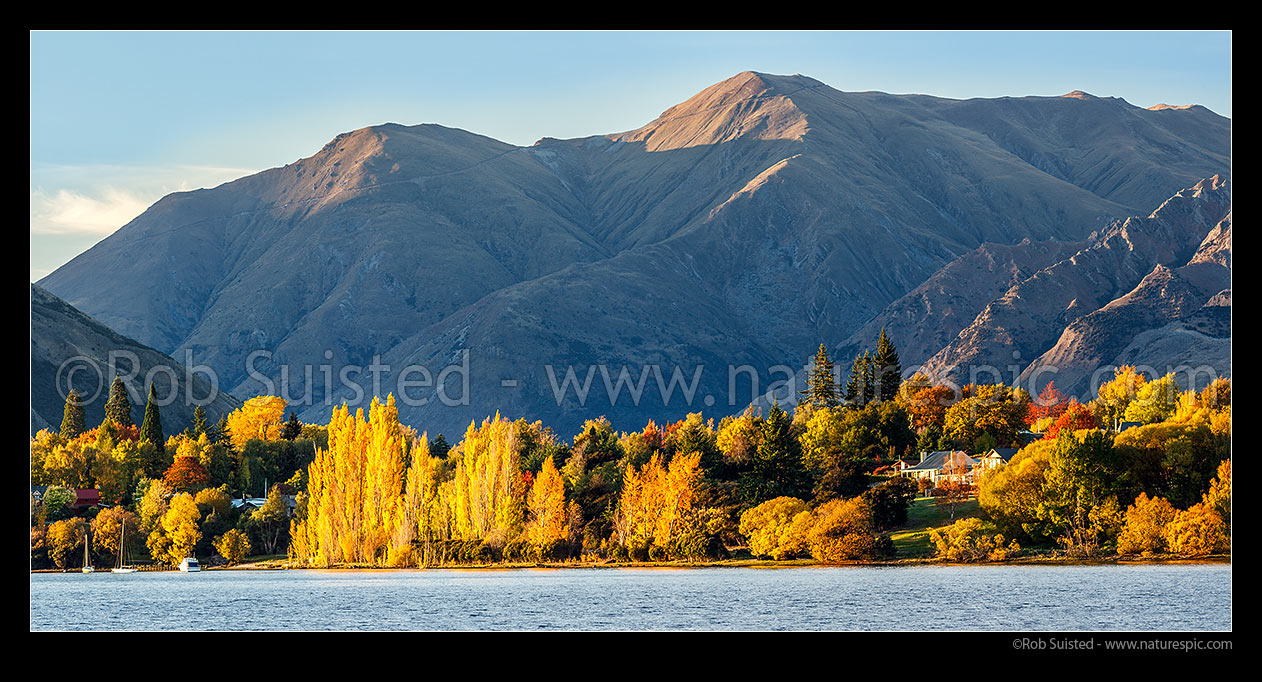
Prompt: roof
<box><xmin>905</xmin><ymin>451</ymin><xmax>976</xmax><ymax>472</ymax></box>
<box><xmin>983</xmin><ymin>448</ymin><xmax>1020</xmax><ymax>462</ymax></box>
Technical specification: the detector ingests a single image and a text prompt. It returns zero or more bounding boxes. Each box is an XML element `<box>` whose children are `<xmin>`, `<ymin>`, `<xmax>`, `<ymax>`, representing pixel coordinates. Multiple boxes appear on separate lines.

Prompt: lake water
<box><xmin>30</xmin><ymin>564</ymin><xmax>1231</xmax><ymax>631</ymax></box>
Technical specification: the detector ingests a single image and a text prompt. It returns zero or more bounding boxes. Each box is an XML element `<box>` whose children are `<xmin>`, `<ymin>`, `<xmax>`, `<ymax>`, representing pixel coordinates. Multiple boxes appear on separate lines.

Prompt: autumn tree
<box><xmin>47</xmin><ymin>517</ymin><xmax>88</xmax><ymax>569</ymax></box>
<box><xmin>163</xmin><ymin>456</ymin><xmax>212</xmax><ymax>493</ymax></box>
<box><xmin>214</xmin><ymin>529</ymin><xmax>252</xmax><ymax>565</ymax></box>
<box><xmin>1116</xmin><ymin>493</ymin><xmax>1177</xmax><ymax>556</ymax></box>
<box><xmin>226</xmin><ymin>396</ymin><xmax>289</xmax><ymax>450</ymax></box>
<box><xmin>146</xmin><ymin>492</ymin><xmax>202</xmax><ymax>566</ymax></box>
<box><xmin>91</xmin><ymin>506</ymin><xmax>142</xmax><ymax>567</ymax></box>
<box><xmin>738</xmin><ymin>496</ymin><xmax>811</xmax><ymax>560</ymax></box>
<box><xmin>1092</xmin><ymin>366</ymin><xmax>1147</xmax><ymax>427</ymax></box>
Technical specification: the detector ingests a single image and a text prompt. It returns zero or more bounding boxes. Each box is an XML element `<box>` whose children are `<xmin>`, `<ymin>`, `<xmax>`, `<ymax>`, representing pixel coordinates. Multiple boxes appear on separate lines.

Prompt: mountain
<box><xmin>38</xmin><ymin>72</ymin><xmax>1231</xmax><ymax>437</ymax></box>
<box><xmin>30</xmin><ymin>285</ymin><xmax>240</xmax><ymax>436</ymax></box>
<box><xmin>839</xmin><ymin>177</ymin><xmax>1230</xmax><ymax>401</ymax></box>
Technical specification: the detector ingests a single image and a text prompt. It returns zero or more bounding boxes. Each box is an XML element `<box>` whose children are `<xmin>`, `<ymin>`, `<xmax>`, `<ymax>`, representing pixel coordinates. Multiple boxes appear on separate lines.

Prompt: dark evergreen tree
<box><xmin>59</xmin><ymin>389</ymin><xmax>86</xmax><ymax>438</ymax></box>
<box><xmin>211</xmin><ymin>415</ymin><xmax>232</xmax><ymax>449</ymax></box>
<box><xmin>281</xmin><ymin>411</ymin><xmax>302</xmax><ymax>440</ymax></box>
<box><xmin>740</xmin><ymin>402</ymin><xmax>809</xmax><ymax>504</ymax></box>
<box><xmin>191</xmin><ymin>405</ymin><xmax>209</xmax><ymax>438</ymax></box>
<box><xmin>430</xmin><ymin>433</ymin><xmax>450</xmax><ymax>459</ymax></box>
<box><xmin>801</xmin><ymin>343</ymin><xmax>841</xmax><ymax>409</ymax></box>
<box><xmin>844</xmin><ymin>353</ymin><xmax>866</xmax><ymax>406</ymax></box>
<box><xmin>872</xmin><ymin>327</ymin><xmax>903</xmax><ymax>403</ymax></box>
<box><xmin>103</xmin><ymin>377</ymin><xmax>134</xmax><ymax>428</ymax></box>
<box><xmin>861</xmin><ymin>350</ymin><xmax>876</xmax><ymax>406</ymax></box>
<box><xmin>139</xmin><ymin>383</ymin><xmax>164</xmax><ymax>452</ymax></box>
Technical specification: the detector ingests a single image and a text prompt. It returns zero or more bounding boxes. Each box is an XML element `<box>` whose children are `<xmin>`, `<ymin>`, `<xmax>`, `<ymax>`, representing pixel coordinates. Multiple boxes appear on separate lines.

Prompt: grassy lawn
<box><xmin>890</xmin><ymin>497</ymin><xmax>982</xmax><ymax>559</ymax></box>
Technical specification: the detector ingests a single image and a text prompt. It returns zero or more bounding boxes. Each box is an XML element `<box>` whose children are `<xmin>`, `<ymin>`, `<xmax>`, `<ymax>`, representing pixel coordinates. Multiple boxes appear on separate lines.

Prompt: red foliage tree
<box><xmin>1042</xmin><ymin>400</ymin><xmax>1100</xmax><ymax>439</ymax></box>
<box><xmin>1027</xmin><ymin>381</ymin><xmax>1070</xmax><ymax>426</ymax></box>
<box><xmin>162</xmin><ymin>456</ymin><xmax>211</xmax><ymax>493</ymax></box>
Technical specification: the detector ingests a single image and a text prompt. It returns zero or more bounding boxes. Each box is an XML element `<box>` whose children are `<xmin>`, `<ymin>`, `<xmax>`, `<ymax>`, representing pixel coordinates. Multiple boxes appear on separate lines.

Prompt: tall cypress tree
<box><xmin>103</xmin><ymin>377</ymin><xmax>134</xmax><ymax>428</ymax></box>
<box><xmin>801</xmin><ymin>343</ymin><xmax>840</xmax><ymax>409</ymax></box>
<box><xmin>872</xmin><ymin>328</ymin><xmax>903</xmax><ymax>403</ymax></box>
<box><xmin>139</xmin><ymin>383</ymin><xmax>164</xmax><ymax>452</ymax></box>
<box><xmin>59</xmin><ymin>389</ymin><xmax>86</xmax><ymax>438</ymax></box>
<box><xmin>861</xmin><ymin>350</ymin><xmax>876</xmax><ymax>406</ymax></box>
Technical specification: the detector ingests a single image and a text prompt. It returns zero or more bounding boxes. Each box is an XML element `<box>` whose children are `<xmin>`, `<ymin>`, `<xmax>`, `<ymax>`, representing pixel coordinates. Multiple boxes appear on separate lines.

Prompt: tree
<box><xmin>863</xmin><ymin>477</ymin><xmax>918</xmax><ymax>530</ymax></box>
<box><xmin>103</xmin><ymin>377</ymin><xmax>134</xmax><ymax>428</ymax></box>
<box><xmin>805</xmin><ymin>497</ymin><xmax>888</xmax><ymax>562</ymax></box>
<box><xmin>740</xmin><ymin>402</ymin><xmax>809</xmax><ymax>505</ymax></box>
<box><xmin>281</xmin><ymin>411</ymin><xmax>302</xmax><ymax>440</ymax></box>
<box><xmin>91</xmin><ymin>506</ymin><xmax>142</xmax><ymax>567</ymax></box>
<box><xmin>1116</xmin><ymin>493</ymin><xmax>1177</xmax><ymax>556</ymax></box>
<box><xmin>525</xmin><ymin>456</ymin><xmax>569</xmax><ymax>547</ymax></box>
<box><xmin>59</xmin><ymin>390</ymin><xmax>86</xmax><ymax>438</ymax></box>
<box><xmin>935</xmin><ymin>454</ymin><xmax>974</xmax><ymax>521</ymax></box>
<box><xmin>163</xmin><ymin>456</ymin><xmax>212</xmax><ymax>493</ymax></box>
<box><xmin>1165</xmin><ymin>503</ymin><xmax>1227</xmax><ymax>556</ymax></box>
<box><xmin>1123</xmin><ymin>373</ymin><xmax>1180</xmax><ymax>425</ymax></box>
<box><xmin>738</xmin><ymin>497</ymin><xmax>811</xmax><ymax>560</ymax></box>
<box><xmin>225</xmin><ymin>396</ymin><xmax>288</xmax><ymax>450</ymax></box>
<box><xmin>871</xmin><ymin>328</ymin><xmax>902</xmax><ymax>403</ymax></box>
<box><xmin>47</xmin><ymin>518</ymin><xmax>88</xmax><ymax>569</ymax></box>
<box><xmin>929</xmin><ymin>518</ymin><xmax>1020</xmax><ymax>562</ymax></box>
<box><xmin>1093</xmin><ymin>366</ymin><xmax>1147</xmax><ymax>427</ymax></box>
<box><xmin>190</xmin><ymin>405</ymin><xmax>210</xmax><ymax>438</ymax></box>
<box><xmin>214</xmin><ymin>529</ymin><xmax>252</xmax><ymax>565</ymax></box>
<box><xmin>139</xmin><ymin>383</ymin><xmax>164</xmax><ymax>452</ymax></box>
<box><xmin>247</xmin><ymin>486</ymin><xmax>291</xmax><ymax>555</ymax></box>
<box><xmin>801</xmin><ymin>344</ymin><xmax>841</xmax><ymax>409</ymax></box>
<box><xmin>1042</xmin><ymin>400</ymin><xmax>1099</xmax><ymax>440</ymax></box>
<box><xmin>147</xmin><ymin>492</ymin><xmax>202</xmax><ymax>566</ymax></box>
<box><xmin>843</xmin><ymin>353</ymin><xmax>870</xmax><ymax>407</ymax></box>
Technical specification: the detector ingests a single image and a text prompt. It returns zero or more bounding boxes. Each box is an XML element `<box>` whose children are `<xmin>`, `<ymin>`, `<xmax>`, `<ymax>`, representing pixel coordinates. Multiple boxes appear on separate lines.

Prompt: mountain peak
<box><xmin>610</xmin><ymin>71</ymin><xmax>818</xmax><ymax>152</ymax></box>
<box><xmin>1060</xmin><ymin>90</ymin><xmax>1096</xmax><ymax>100</ymax></box>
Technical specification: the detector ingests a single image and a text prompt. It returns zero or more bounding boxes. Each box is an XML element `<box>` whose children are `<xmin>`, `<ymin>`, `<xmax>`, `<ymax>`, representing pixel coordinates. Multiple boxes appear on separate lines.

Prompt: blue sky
<box><xmin>30</xmin><ymin>30</ymin><xmax>1232</xmax><ymax>281</ymax></box>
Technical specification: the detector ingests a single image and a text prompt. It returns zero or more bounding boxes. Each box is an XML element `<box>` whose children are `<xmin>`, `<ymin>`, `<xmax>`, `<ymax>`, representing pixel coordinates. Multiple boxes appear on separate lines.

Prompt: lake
<box><xmin>30</xmin><ymin>564</ymin><xmax>1231</xmax><ymax>631</ymax></box>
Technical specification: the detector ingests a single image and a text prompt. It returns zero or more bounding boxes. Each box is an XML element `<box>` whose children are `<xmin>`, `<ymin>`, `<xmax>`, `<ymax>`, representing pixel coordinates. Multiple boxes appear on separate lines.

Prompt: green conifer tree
<box><xmin>872</xmin><ymin>328</ymin><xmax>903</xmax><ymax>403</ymax></box>
<box><xmin>801</xmin><ymin>343</ymin><xmax>841</xmax><ymax>409</ymax></box>
<box><xmin>103</xmin><ymin>377</ymin><xmax>134</xmax><ymax>428</ymax></box>
<box><xmin>191</xmin><ymin>405</ymin><xmax>209</xmax><ymax>437</ymax></box>
<box><xmin>281</xmin><ymin>411</ymin><xmax>302</xmax><ymax>440</ymax></box>
<box><xmin>139</xmin><ymin>383</ymin><xmax>164</xmax><ymax>452</ymax></box>
<box><xmin>59</xmin><ymin>389</ymin><xmax>86</xmax><ymax>438</ymax></box>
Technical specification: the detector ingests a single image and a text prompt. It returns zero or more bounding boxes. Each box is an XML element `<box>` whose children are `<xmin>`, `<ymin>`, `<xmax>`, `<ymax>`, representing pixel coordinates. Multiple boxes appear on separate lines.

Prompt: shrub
<box><xmin>929</xmin><ymin>518</ymin><xmax>1020</xmax><ymax>562</ymax></box>
<box><xmin>1116</xmin><ymin>493</ymin><xmax>1177</xmax><ymax>556</ymax></box>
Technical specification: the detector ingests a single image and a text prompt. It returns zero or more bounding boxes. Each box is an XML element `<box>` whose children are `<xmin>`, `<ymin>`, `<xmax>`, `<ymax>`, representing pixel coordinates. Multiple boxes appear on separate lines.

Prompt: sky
<box><xmin>29</xmin><ymin>30</ymin><xmax>1232</xmax><ymax>281</ymax></box>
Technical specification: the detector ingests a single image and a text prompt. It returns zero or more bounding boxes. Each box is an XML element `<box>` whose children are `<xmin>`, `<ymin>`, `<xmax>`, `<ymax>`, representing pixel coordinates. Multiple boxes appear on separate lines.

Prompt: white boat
<box><xmin>112</xmin><ymin>519</ymin><xmax>137</xmax><ymax>573</ymax></box>
<box><xmin>178</xmin><ymin>556</ymin><xmax>201</xmax><ymax>572</ymax></box>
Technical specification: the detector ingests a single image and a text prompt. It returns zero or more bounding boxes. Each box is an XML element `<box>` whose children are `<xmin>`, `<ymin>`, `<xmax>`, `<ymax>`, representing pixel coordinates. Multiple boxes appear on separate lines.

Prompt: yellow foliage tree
<box><xmin>1116</xmin><ymin>493</ymin><xmax>1177</xmax><ymax>556</ymax></box>
<box><xmin>738</xmin><ymin>496</ymin><xmax>811</xmax><ymax>560</ymax></box>
<box><xmin>147</xmin><ymin>492</ymin><xmax>202</xmax><ymax>566</ymax></box>
<box><xmin>526</xmin><ymin>456</ymin><xmax>568</xmax><ymax>546</ymax></box>
<box><xmin>226</xmin><ymin>395</ymin><xmax>288</xmax><ymax>450</ymax></box>
<box><xmin>1164</xmin><ymin>503</ymin><xmax>1226</xmax><ymax>556</ymax></box>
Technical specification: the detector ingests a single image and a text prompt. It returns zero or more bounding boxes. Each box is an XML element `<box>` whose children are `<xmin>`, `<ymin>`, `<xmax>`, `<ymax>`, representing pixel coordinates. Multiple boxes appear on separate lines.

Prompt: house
<box><xmin>900</xmin><ymin>450</ymin><xmax>978</xmax><ymax>485</ymax></box>
<box><xmin>975</xmin><ymin>448</ymin><xmax>1020</xmax><ymax>474</ymax></box>
<box><xmin>1116</xmin><ymin>421</ymin><xmax>1142</xmax><ymax>432</ymax></box>
<box><xmin>72</xmin><ymin>489</ymin><xmax>100</xmax><ymax>513</ymax></box>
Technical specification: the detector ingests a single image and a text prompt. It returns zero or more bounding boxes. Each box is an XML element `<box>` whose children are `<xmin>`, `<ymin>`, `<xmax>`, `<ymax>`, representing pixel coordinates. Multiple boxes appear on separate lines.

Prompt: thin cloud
<box><xmin>28</xmin><ymin>163</ymin><xmax>258</xmax><ymax>236</ymax></box>
<box><xmin>30</xmin><ymin>187</ymin><xmax>150</xmax><ymax>235</ymax></box>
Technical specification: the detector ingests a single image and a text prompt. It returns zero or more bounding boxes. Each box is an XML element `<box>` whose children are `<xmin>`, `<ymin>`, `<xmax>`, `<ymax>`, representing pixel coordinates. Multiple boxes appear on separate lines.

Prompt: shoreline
<box><xmin>32</xmin><ymin>554</ymin><xmax>1231</xmax><ymax>573</ymax></box>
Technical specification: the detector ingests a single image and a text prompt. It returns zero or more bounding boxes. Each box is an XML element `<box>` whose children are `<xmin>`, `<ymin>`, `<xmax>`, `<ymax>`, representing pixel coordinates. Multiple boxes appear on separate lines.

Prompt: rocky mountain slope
<box><xmin>840</xmin><ymin>177</ymin><xmax>1230</xmax><ymax>401</ymax></box>
<box><xmin>31</xmin><ymin>285</ymin><xmax>240</xmax><ymax>436</ymax></box>
<box><xmin>38</xmin><ymin>72</ymin><xmax>1230</xmax><ymax>436</ymax></box>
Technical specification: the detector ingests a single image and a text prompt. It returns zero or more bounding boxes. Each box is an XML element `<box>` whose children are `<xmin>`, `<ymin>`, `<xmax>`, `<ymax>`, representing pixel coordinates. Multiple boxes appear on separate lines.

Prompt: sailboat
<box><xmin>81</xmin><ymin>529</ymin><xmax>94</xmax><ymax>573</ymax></box>
<box><xmin>112</xmin><ymin>519</ymin><xmax>136</xmax><ymax>573</ymax></box>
